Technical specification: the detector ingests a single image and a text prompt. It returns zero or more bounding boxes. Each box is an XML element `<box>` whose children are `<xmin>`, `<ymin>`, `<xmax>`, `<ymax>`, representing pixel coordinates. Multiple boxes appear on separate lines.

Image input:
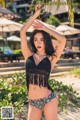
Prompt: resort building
<box><xmin>12</xmin><ymin>0</ymin><xmax>32</xmax><ymax>17</ymax></box>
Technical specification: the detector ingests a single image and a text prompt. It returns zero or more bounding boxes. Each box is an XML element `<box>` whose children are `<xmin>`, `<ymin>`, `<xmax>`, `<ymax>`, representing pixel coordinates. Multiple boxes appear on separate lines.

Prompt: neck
<box><xmin>36</xmin><ymin>51</ymin><xmax>46</xmax><ymax>56</ymax></box>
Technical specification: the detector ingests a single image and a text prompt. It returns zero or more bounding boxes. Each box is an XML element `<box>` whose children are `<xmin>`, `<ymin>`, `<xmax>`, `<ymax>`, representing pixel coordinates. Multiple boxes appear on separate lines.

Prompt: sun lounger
<box><xmin>61</xmin><ymin>51</ymin><xmax>80</xmax><ymax>59</ymax></box>
<box><xmin>0</xmin><ymin>46</ymin><xmax>22</xmax><ymax>62</ymax></box>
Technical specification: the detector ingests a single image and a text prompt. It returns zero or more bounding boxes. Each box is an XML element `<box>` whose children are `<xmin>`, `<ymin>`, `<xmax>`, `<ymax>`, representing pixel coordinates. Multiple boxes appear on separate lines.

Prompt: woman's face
<box><xmin>33</xmin><ymin>32</ymin><xmax>45</xmax><ymax>52</ymax></box>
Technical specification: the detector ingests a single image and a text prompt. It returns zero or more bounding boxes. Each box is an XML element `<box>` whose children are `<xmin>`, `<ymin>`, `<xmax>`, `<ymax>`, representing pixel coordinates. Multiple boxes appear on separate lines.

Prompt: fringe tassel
<box><xmin>26</xmin><ymin>73</ymin><xmax>49</xmax><ymax>90</ymax></box>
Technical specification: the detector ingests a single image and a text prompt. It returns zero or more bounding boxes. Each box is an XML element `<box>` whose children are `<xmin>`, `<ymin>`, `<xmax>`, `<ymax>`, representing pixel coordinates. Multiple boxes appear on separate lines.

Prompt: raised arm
<box><xmin>43</xmin><ymin>25</ymin><xmax>66</xmax><ymax>61</ymax></box>
<box><xmin>32</xmin><ymin>20</ymin><xmax>66</xmax><ymax>68</ymax></box>
<box><xmin>20</xmin><ymin>4</ymin><xmax>41</xmax><ymax>60</ymax></box>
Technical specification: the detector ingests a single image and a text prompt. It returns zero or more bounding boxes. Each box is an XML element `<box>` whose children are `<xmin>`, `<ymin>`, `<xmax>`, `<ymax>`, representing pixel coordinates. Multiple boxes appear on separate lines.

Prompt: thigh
<box><xmin>27</xmin><ymin>103</ymin><xmax>43</xmax><ymax>120</ymax></box>
<box><xmin>43</xmin><ymin>97</ymin><xmax>58</xmax><ymax>120</ymax></box>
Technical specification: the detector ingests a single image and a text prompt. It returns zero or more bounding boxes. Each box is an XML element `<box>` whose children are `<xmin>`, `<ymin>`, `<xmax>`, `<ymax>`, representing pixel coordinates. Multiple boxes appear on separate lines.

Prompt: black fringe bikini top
<box><xmin>25</xmin><ymin>54</ymin><xmax>53</xmax><ymax>92</ymax></box>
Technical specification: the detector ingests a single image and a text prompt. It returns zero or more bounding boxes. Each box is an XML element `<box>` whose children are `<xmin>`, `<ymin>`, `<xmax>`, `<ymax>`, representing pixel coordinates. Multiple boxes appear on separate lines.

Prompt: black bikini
<box><xmin>25</xmin><ymin>54</ymin><xmax>53</xmax><ymax>92</ymax></box>
<box><xmin>25</xmin><ymin>54</ymin><xmax>56</xmax><ymax>110</ymax></box>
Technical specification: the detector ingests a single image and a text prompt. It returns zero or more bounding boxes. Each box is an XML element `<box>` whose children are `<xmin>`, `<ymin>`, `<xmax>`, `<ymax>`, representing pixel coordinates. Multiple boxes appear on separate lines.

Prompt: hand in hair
<box><xmin>32</xmin><ymin>19</ymin><xmax>46</xmax><ymax>30</ymax></box>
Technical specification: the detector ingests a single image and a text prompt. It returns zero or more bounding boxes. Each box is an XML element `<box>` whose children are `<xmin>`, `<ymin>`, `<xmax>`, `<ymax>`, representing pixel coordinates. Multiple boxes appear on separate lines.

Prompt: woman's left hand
<box><xmin>32</xmin><ymin>19</ymin><xmax>46</xmax><ymax>30</ymax></box>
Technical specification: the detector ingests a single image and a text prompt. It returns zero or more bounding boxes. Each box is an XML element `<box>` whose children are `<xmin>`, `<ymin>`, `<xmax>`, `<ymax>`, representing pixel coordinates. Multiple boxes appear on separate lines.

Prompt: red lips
<box><xmin>37</xmin><ymin>46</ymin><xmax>41</xmax><ymax>48</ymax></box>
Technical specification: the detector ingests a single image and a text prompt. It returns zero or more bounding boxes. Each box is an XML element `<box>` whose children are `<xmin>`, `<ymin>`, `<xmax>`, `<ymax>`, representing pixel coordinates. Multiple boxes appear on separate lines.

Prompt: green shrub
<box><xmin>0</xmin><ymin>71</ymin><xmax>80</xmax><ymax>119</ymax></box>
<box><xmin>0</xmin><ymin>72</ymin><xmax>27</xmax><ymax>119</ymax></box>
<box><xmin>13</xmin><ymin>49</ymin><xmax>22</xmax><ymax>54</ymax></box>
<box><xmin>48</xmin><ymin>78</ymin><xmax>80</xmax><ymax>111</ymax></box>
<box><xmin>46</xmin><ymin>15</ymin><xmax>61</xmax><ymax>26</ymax></box>
<box><xmin>69</xmin><ymin>67</ymin><xmax>80</xmax><ymax>77</ymax></box>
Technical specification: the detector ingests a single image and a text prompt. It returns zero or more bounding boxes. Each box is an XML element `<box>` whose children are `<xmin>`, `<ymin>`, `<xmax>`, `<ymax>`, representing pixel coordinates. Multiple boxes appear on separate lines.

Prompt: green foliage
<box><xmin>6</xmin><ymin>2</ymin><xmax>13</xmax><ymax>11</ymax></box>
<box><xmin>46</xmin><ymin>15</ymin><xmax>61</xmax><ymax>26</ymax></box>
<box><xmin>66</xmin><ymin>0</ymin><xmax>74</xmax><ymax>27</ymax></box>
<box><xmin>0</xmin><ymin>0</ymin><xmax>5</xmax><ymax>7</ymax></box>
<box><xmin>0</xmin><ymin>72</ymin><xmax>27</xmax><ymax>119</ymax></box>
<box><xmin>19</xmin><ymin>20</ymin><xmax>25</xmax><ymax>24</ymax></box>
<box><xmin>0</xmin><ymin>71</ymin><xmax>80</xmax><ymax>119</ymax></box>
<box><xmin>69</xmin><ymin>67</ymin><xmax>80</xmax><ymax>78</ymax></box>
<box><xmin>72</xmin><ymin>0</ymin><xmax>80</xmax><ymax>8</ymax></box>
<box><xmin>31</xmin><ymin>0</ymin><xmax>79</xmax><ymax>27</ymax></box>
<box><xmin>48</xmin><ymin>78</ymin><xmax>80</xmax><ymax>111</ymax></box>
<box><xmin>13</xmin><ymin>49</ymin><xmax>22</xmax><ymax>54</ymax></box>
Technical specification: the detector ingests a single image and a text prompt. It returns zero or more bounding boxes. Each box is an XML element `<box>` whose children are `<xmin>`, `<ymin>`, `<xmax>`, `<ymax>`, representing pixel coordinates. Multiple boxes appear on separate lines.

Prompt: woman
<box><xmin>20</xmin><ymin>3</ymin><xmax>66</xmax><ymax>120</ymax></box>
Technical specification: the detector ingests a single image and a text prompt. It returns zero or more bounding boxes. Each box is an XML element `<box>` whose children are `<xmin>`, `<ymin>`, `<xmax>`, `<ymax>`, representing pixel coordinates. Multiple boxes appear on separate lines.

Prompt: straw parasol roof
<box><xmin>56</xmin><ymin>24</ymin><xmax>80</xmax><ymax>35</ymax></box>
<box><xmin>0</xmin><ymin>6</ymin><xmax>21</xmax><ymax>19</ymax></box>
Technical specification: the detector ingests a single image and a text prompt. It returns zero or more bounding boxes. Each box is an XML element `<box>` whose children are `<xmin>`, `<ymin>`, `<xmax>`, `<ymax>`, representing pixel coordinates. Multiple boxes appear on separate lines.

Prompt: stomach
<box><xmin>28</xmin><ymin>84</ymin><xmax>52</xmax><ymax>100</ymax></box>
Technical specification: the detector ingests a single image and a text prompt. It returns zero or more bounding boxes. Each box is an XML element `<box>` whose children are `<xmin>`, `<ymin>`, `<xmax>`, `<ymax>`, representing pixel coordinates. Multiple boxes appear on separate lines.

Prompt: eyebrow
<box><xmin>34</xmin><ymin>37</ymin><xmax>44</xmax><ymax>39</ymax></box>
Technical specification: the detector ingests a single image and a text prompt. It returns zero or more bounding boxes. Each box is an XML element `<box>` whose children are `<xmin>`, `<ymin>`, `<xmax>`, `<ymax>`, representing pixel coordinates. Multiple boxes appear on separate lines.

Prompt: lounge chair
<box><xmin>0</xmin><ymin>46</ymin><xmax>22</xmax><ymax>62</ymax></box>
<box><xmin>61</xmin><ymin>51</ymin><xmax>80</xmax><ymax>59</ymax></box>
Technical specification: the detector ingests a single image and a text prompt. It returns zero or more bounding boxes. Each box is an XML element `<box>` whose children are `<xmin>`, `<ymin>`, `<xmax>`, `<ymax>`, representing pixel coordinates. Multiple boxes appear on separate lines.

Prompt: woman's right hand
<box><xmin>35</xmin><ymin>3</ymin><xmax>41</xmax><ymax>17</ymax></box>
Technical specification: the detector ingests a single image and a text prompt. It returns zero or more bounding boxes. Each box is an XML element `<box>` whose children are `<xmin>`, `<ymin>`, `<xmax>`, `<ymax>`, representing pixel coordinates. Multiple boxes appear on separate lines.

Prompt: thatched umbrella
<box><xmin>0</xmin><ymin>18</ymin><xmax>23</xmax><ymax>32</ymax></box>
<box><xmin>0</xmin><ymin>6</ymin><xmax>21</xmax><ymax>19</ymax></box>
<box><xmin>7</xmin><ymin>36</ymin><xmax>30</xmax><ymax>41</ymax></box>
<box><xmin>56</xmin><ymin>24</ymin><xmax>80</xmax><ymax>35</ymax></box>
<box><xmin>0</xmin><ymin>18</ymin><xmax>23</xmax><ymax>46</ymax></box>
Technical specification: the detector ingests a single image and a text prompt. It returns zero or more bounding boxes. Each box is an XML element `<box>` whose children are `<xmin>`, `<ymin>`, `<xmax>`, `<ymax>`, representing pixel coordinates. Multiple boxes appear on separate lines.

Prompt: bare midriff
<box><xmin>28</xmin><ymin>84</ymin><xmax>52</xmax><ymax>100</ymax></box>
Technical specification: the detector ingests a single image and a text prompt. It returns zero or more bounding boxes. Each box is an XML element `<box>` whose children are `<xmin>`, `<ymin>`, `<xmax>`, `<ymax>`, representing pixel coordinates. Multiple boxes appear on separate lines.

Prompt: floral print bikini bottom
<box><xmin>28</xmin><ymin>92</ymin><xmax>56</xmax><ymax>110</ymax></box>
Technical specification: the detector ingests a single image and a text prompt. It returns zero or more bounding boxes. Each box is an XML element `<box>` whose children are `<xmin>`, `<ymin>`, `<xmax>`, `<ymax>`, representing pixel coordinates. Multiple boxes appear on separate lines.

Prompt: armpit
<box><xmin>51</xmin><ymin>53</ymin><xmax>57</xmax><ymax>61</ymax></box>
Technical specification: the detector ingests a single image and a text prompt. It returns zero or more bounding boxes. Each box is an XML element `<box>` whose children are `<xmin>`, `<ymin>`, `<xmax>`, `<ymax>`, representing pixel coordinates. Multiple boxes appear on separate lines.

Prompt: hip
<box><xmin>28</xmin><ymin>91</ymin><xmax>56</xmax><ymax>110</ymax></box>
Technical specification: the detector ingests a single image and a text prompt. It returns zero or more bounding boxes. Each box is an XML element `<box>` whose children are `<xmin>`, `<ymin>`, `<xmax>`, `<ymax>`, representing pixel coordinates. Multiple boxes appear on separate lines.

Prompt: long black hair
<box><xmin>29</xmin><ymin>29</ymin><xmax>55</xmax><ymax>56</ymax></box>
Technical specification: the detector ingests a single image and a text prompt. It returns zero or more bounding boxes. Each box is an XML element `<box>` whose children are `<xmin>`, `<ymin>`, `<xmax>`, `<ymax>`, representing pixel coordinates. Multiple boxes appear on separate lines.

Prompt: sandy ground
<box><xmin>52</xmin><ymin>74</ymin><xmax>80</xmax><ymax>96</ymax></box>
<box><xmin>15</xmin><ymin>105</ymin><xmax>80</xmax><ymax>120</ymax></box>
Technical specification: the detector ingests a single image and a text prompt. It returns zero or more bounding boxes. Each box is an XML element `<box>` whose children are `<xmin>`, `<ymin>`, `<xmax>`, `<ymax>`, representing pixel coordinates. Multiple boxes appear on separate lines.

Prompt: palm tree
<box><xmin>0</xmin><ymin>0</ymin><xmax>5</xmax><ymax>7</ymax></box>
<box><xmin>64</xmin><ymin>0</ymin><xmax>80</xmax><ymax>27</ymax></box>
<box><xmin>31</xmin><ymin>0</ymin><xmax>80</xmax><ymax>27</ymax></box>
<box><xmin>66</xmin><ymin>0</ymin><xmax>74</xmax><ymax>27</ymax></box>
<box><xmin>0</xmin><ymin>0</ymin><xmax>13</xmax><ymax>7</ymax></box>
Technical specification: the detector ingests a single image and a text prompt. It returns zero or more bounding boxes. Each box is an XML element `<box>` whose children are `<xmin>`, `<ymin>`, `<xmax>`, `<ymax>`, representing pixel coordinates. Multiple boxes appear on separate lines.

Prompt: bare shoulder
<box><xmin>25</xmin><ymin>52</ymin><xmax>34</xmax><ymax>62</ymax></box>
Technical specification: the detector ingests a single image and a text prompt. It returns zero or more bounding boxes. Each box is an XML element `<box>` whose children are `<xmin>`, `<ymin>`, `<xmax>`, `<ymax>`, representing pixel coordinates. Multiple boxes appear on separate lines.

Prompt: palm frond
<box><xmin>66</xmin><ymin>0</ymin><xmax>74</xmax><ymax>27</ymax></box>
<box><xmin>0</xmin><ymin>0</ymin><xmax>5</xmax><ymax>7</ymax></box>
